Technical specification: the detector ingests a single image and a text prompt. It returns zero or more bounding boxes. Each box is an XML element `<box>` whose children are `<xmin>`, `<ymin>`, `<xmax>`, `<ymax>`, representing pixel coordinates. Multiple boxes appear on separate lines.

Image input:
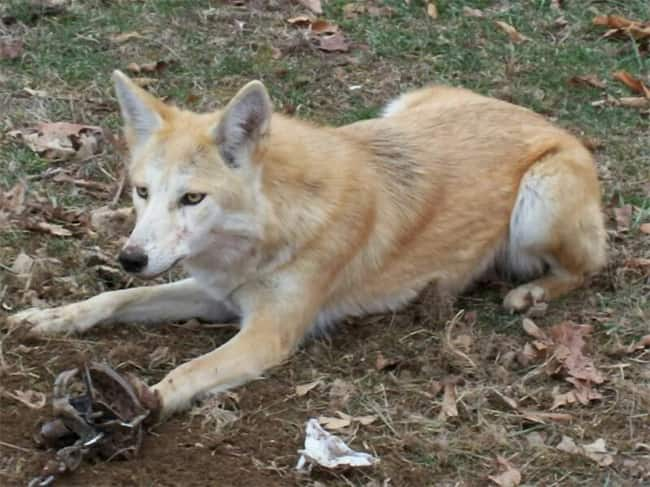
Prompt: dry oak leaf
<box><xmin>593</xmin><ymin>14</ymin><xmax>650</xmax><ymax>41</ymax></box>
<box><xmin>318</xmin><ymin>31</ymin><xmax>349</xmax><ymax>52</ymax></box>
<box><xmin>495</xmin><ymin>21</ymin><xmax>530</xmax><ymax>43</ymax></box>
<box><xmin>310</xmin><ymin>19</ymin><xmax>338</xmax><ymax>35</ymax></box>
<box><xmin>126</xmin><ymin>60</ymin><xmax>169</xmax><ymax>74</ymax></box>
<box><xmin>287</xmin><ymin>15</ymin><xmax>313</xmax><ymax>27</ymax></box>
<box><xmin>569</xmin><ymin>74</ymin><xmax>606</xmax><ymax>89</ymax></box>
<box><xmin>547</xmin><ymin>322</ymin><xmax>604</xmax><ymax>384</ymax></box>
<box><xmin>463</xmin><ymin>7</ymin><xmax>484</xmax><ymax>18</ymax></box>
<box><xmin>7</xmin><ymin>122</ymin><xmax>104</xmax><ymax>162</ymax></box>
<box><xmin>557</xmin><ymin>436</ymin><xmax>614</xmax><ymax>467</ymax></box>
<box><xmin>426</xmin><ymin>2</ymin><xmax>438</xmax><ymax>20</ymax></box>
<box><xmin>298</xmin><ymin>0</ymin><xmax>322</xmax><ymax>14</ymax></box>
<box><xmin>613</xmin><ymin>70</ymin><xmax>650</xmax><ymax>98</ymax></box>
<box><xmin>618</xmin><ymin>96</ymin><xmax>650</xmax><ymax>108</ymax></box>
<box><xmin>438</xmin><ymin>381</ymin><xmax>459</xmax><ymax>420</ymax></box>
<box><xmin>0</xmin><ymin>38</ymin><xmax>23</xmax><ymax>60</ymax></box>
<box><xmin>614</xmin><ymin>204</ymin><xmax>632</xmax><ymax>232</ymax></box>
<box><xmin>296</xmin><ymin>379</ymin><xmax>322</xmax><ymax>397</ymax></box>
<box><xmin>488</xmin><ymin>456</ymin><xmax>522</xmax><ymax>487</ymax></box>
<box><xmin>110</xmin><ymin>31</ymin><xmax>144</xmax><ymax>44</ymax></box>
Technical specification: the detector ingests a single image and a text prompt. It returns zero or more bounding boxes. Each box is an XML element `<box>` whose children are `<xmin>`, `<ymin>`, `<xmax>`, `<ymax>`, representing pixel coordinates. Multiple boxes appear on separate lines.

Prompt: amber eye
<box><xmin>180</xmin><ymin>192</ymin><xmax>206</xmax><ymax>206</ymax></box>
<box><xmin>136</xmin><ymin>186</ymin><xmax>148</xmax><ymax>199</ymax></box>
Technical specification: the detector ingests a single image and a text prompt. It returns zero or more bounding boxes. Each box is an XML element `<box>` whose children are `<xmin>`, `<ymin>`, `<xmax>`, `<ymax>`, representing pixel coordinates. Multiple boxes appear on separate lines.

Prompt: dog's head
<box><xmin>112</xmin><ymin>71</ymin><xmax>271</xmax><ymax>277</ymax></box>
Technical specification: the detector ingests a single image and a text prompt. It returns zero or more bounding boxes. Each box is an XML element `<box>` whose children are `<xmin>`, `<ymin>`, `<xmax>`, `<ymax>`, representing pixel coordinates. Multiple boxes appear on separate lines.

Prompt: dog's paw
<box><xmin>8</xmin><ymin>304</ymin><xmax>93</xmax><ymax>337</ymax></box>
<box><xmin>503</xmin><ymin>284</ymin><xmax>546</xmax><ymax>313</ymax></box>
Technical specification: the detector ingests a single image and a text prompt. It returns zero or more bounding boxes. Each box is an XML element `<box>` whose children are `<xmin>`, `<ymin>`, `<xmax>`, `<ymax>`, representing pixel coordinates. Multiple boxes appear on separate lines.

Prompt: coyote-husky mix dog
<box><xmin>10</xmin><ymin>71</ymin><xmax>606</xmax><ymax>417</ymax></box>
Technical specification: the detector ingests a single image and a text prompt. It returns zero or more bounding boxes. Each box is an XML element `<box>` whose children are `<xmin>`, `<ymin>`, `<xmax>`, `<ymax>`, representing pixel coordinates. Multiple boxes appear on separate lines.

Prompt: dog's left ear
<box><xmin>216</xmin><ymin>81</ymin><xmax>272</xmax><ymax>168</ymax></box>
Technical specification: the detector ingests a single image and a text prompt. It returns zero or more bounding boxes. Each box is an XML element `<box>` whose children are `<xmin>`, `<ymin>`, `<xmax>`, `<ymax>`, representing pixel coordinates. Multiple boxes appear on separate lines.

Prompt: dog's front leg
<box><xmin>9</xmin><ymin>278</ymin><xmax>233</xmax><ymax>336</ymax></box>
<box><xmin>150</xmin><ymin>293</ymin><xmax>317</xmax><ymax>417</ymax></box>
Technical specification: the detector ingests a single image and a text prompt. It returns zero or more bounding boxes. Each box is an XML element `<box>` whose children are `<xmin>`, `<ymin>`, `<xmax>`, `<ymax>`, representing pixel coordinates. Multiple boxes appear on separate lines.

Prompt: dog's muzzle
<box><xmin>118</xmin><ymin>246</ymin><xmax>148</xmax><ymax>273</ymax></box>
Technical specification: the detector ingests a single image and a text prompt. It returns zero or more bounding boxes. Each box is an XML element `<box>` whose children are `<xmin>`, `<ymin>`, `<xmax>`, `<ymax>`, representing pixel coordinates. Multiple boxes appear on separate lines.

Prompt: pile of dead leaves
<box><xmin>522</xmin><ymin>319</ymin><xmax>605</xmax><ymax>410</ymax></box>
<box><xmin>8</xmin><ymin>122</ymin><xmax>105</xmax><ymax>162</ymax></box>
<box><xmin>0</xmin><ymin>181</ymin><xmax>89</xmax><ymax>237</ymax></box>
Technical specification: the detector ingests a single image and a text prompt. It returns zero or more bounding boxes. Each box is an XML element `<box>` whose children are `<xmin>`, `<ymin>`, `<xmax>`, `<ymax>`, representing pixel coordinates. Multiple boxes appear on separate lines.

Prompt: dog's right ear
<box><xmin>112</xmin><ymin>70</ymin><xmax>164</xmax><ymax>148</ymax></box>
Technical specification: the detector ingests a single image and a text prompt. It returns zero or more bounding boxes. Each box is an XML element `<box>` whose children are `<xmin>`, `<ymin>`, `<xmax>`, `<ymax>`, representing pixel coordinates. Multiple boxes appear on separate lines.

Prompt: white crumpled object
<box><xmin>296</xmin><ymin>418</ymin><xmax>378</xmax><ymax>472</ymax></box>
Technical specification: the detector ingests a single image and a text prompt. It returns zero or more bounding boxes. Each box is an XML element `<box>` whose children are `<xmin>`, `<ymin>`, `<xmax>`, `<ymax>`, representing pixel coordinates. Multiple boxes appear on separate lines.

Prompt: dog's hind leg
<box><xmin>503</xmin><ymin>144</ymin><xmax>606</xmax><ymax>312</ymax></box>
<box><xmin>9</xmin><ymin>278</ymin><xmax>235</xmax><ymax>336</ymax></box>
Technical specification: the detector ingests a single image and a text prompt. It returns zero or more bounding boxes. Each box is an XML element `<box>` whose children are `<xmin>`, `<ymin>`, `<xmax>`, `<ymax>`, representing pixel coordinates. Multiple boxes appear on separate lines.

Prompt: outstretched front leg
<box><xmin>149</xmin><ymin>280</ymin><xmax>321</xmax><ymax>417</ymax></box>
<box><xmin>8</xmin><ymin>278</ymin><xmax>234</xmax><ymax>336</ymax></box>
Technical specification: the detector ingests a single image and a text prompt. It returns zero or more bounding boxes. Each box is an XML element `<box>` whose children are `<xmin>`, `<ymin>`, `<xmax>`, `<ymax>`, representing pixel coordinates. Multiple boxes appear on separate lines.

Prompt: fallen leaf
<box><xmin>343</xmin><ymin>4</ymin><xmax>366</xmax><ymax>19</ymax></box>
<box><xmin>623</xmin><ymin>257</ymin><xmax>650</xmax><ymax>271</ymax></box>
<box><xmin>318</xmin><ymin>31</ymin><xmax>349</xmax><ymax>52</ymax></box>
<box><xmin>318</xmin><ymin>415</ymin><xmax>351</xmax><ymax>430</ymax></box>
<box><xmin>110</xmin><ymin>31</ymin><xmax>143</xmax><ymax>44</ymax></box>
<box><xmin>613</xmin><ymin>70</ymin><xmax>650</xmax><ymax>98</ymax></box>
<box><xmin>547</xmin><ymin>322</ymin><xmax>604</xmax><ymax>384</ymax></box>
<box><xmin>569</xmin><ymin>74</ymin><xmax>607</xmax><ymax>89</ymax></box>
<box><xmin>90</xmin><ymin>206</ymin><xmax>135</xmax><ymax>235</ymax></box>
<box><xmin>583</xmin><ymin>438</ymin><xmax>614</xmax><ymax>467</ymax></box>
<box><xmin>593</xmin><ymin>14</ymin><xmax>650</xmax><ymax>41</ymax></box>
<box><xmin>522</xmin><ymin>318</ymin><xmax>548</xmax><ymax>341</ymax></box>
<box><xmin>310</xmin><ymin>19</ymin><xmax>338</xmax><ymax>35</ymax></box>
<box><xmin>640</xmin><ymin>223</ymin><xmax>650</xmax><ymax>234</ymax></box>
<box><xmin>329</xmin><ymin>378</ymin><xmax>355</xmax><ymax>408</ymax></box>
<box><xmin>11</xmin><ymin>252</ymin><xmax>34</xmax><ymax>275</ymax></box>
<box><xmin>29</xmin><ymin>221</ymin><xmax>73</xmax><ymax>237</ymax></box>
<box><xmin>296</xmin><ymin>379</ymin><xmax>322</xmax><ymax>397</ymax></box>
<box><xmin>8</xmin><ymin>122</ymin><xmax>104</xmax><ymax>162</ymax></box>
<box><xmin>463</xmin><ymin>7</ymin><xmax>484</xmax><ymax>18</ymax></box>
<box><xmin>375</xmin><ymin>352</ymin><xmax>400</xmax><ymax>371</ymax></box>
<box><xmin>556</xmin><ymin>435</ymin><xmax>614</xmax><ymax>467</ymax></box>
<box><xmin>488</xmin><ymin>456</ymin><xmax>522</xmax><ymax>487</ymax></box>
<box><xmin>551</xmin><ymin>385</ymin><xmax>602</xmax><ymax>410</ymax></box>
<box><xmin>614</xmin><ymin>205</ymin><xmax>632</xmax><ymax>232</ymax></box>
<box><xmin>23</xmin><ymin>87</ymin><xmax>48</xmax><ymax>98</ymax></box>
<box><xmin>426</xmin><ymin>2</ymin><xmax>438</xmax><ymax>20</ymax></box>
<box><xmin>287</xmin><ymin>15</ymin><xmax>313</xmax><ymax>27</ymax></box>
<box><xmin>0</xmin><ymin>38</ymin><xmax>23</xmax><ymax>60</ymax></box>
<box><xmin>127</xmin><ymin>60</ymin><xmax>169</xmax><ymax>74</ymax></box>
<box><xmin>495</xmin><ymin>21</ymin><xmax>530</xmax><ymax>43</ymax></box>
<box><xmin>618</xmin><ymin>96</ymin><xmax>650</xmax><ymax>108</ymax></box>
<box><xmin>438</xmin><ymin>381</ymin><xmax>459</xmax><ymax>419</ymax></box>
<box><xmin>148</xmin><ymin>346</ymin><xmax>172</xmax><ymax>369</ymax></box>
<box><xmin>556</xmin><ymin>435</ymin><xmax>581</xmax><ymax>454</ymax></box>
<box><xmin>356</xmin><ymin>415</ymin><xmax>377</xmax><ymax>426</ymax></box>
<box><xmin>298</xmin><ymin>0</ymin><xmax>322</xmax><ymax>15</ymax></box>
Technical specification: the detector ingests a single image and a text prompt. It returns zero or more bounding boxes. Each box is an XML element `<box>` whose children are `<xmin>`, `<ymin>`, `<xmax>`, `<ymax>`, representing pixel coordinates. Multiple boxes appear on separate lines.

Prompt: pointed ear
<box><xmin>215</xmin><ymin>81</ymin><xmax>272</xmax><ymax>168</ymax></box>
<box><xmin>112</xmin><ymin>70</ymin><xmax>164</xmax><ymax>147</ymax></box>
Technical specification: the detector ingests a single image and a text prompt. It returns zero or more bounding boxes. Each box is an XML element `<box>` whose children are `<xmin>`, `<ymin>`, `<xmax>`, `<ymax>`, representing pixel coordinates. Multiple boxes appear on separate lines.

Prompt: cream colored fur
<box><xmin>9</xmin><ymin>74</ymin><xmax>606</xmax><ymax>417</ymax></box>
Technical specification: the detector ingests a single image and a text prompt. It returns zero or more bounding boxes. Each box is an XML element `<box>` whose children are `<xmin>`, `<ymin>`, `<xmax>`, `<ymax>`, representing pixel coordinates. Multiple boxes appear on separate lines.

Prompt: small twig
<box><xmin>0</xmin><ymin>439</ymin><xmax>31</xmax><ymax>453</ymax></box>
<box><xmin>111</xmin><ymin>168</ymin><xmax>127</xmax><ymax>207</ymax></box>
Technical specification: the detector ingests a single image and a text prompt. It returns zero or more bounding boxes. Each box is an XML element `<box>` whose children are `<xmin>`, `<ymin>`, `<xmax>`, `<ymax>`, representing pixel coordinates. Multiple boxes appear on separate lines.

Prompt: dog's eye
<box><xmin>136</xmin><ymin>187</ymin><xmax>148</xmax><ymax>199</ymax></box>
<box><xmin>180</xmin><ymin>193</ymin><xmax>206</xmax><ymax>206</ymax></box>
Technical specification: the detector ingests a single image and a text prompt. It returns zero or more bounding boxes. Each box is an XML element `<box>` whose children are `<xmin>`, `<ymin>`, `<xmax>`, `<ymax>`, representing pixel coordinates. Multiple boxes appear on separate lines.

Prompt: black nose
<box><xmin>118</xmin><ymin>246</ymin><xmax>148</xmax><ymax>273</ymax></box>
